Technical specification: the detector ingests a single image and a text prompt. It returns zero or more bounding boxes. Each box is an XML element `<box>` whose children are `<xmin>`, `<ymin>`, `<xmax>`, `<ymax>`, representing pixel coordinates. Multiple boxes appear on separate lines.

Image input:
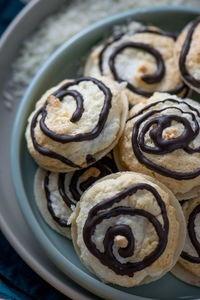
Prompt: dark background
<box><xmin>0</xmin><ymin>0</ymin><xmax>24</xmax><ymax>36</ymax></box>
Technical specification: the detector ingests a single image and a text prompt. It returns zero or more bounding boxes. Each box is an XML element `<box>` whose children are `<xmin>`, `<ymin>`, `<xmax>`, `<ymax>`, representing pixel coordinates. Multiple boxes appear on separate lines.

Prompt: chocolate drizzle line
<box><xmin>109</xmin><ymin>41</ymin><xmax>165</xmax><ymax>97</ymax></box>
<box><xmin>129</xmin><ymin>98</ymin><xmax>200</xmax><ymax>180</ymax></box>
<box><xmin>179</xmin><ymin>17</ymin><xmax>200</xmax><ymax>88</ymax></box>
<box><xmin>69</xmin><ymin>154</ymin><xmax>118</xmax><ymax>202</ymax></box>
<box><xmin>136</xmin><ymin>28</ymin><xmax>177</xmax><ymax>40</ymax></box>
<box><xmin>31</xmin><ymin>107</ymin><xmax>80</xmax><ymax>169</ymax></box>
<box><xmin>83</xmin><ymin>183</ymin><xmax>169</xmax><ymax>277</ymax></box>
<box><xmin>181</xmin><ymin>204</ymin><xmax>200</xmax><ymax>264</ymax></box>
<box><xmin>39</xmin><ymin>77</ymin><xmax>112</xmax><ymax>143</ymax></box>
<box><xmin>98</xmin><ymin>28</ymin><xmax>188</xmax><ymax>97</ymax></box>
<box><xmin>44</xmin><ymin>153</ymin><xmax>118</xmax><ymax>227</ymax></box>
<box><xmin>44</xmin><ymin>171</ymin><xmax>70</xmax><ymax>227</ymax></box>
<box><xmin>58</xmin><ymin>173</ymin><xmax>75</xmax><ymax>208</ymax></box>
<box><xmin>53</xmin><ymin>89</ymin><xmax>84</xmax><ymax>123</ymax></box>
<box><xmin>166</xmin><ymin>82</ymin><xmax>190</xmax><ymax>98</ymax></box>
<box><xmin>31</xmin><ymin>77</ymin><xmax>112</xmax><ymax>167</ymax></box>
<box><xmin>99</xmin><ymin>32</ymin><xmax>124</xmax><ymax>75</ymax></box>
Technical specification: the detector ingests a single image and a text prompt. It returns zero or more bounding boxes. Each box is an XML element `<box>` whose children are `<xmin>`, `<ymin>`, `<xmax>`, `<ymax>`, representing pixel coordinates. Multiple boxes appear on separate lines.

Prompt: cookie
<box><xmin>115</xmin><ymin>92</ymin><xmax>200</xmax><ymax>200</ymax></box>
<box><xmin>175</xmin><ymin>17</ymin><xmax>200</xmax><ymax>93</ymax></box>
<box><xmin>34</xmin><ymin>153</ymin><xmax>118</xmax><ymax>238</ymax></box>
<box><xmin>25</xmin><ymin>76</ymin><xmax>128</xmax><ymax>172</ymax></box>
<box><xmin>70</xmin><ymin>172</ymin><xmax>186</xmax><ymax>287</ymax></box>
<box><xmin>85</xmin><ymin>23</ymin><xmax>189</xmax><ymax>106</ymax></box>
<box><xmin>171</xmin><ymin>197</ymin><xmax>200</xmax><ymax>286</ymax></box>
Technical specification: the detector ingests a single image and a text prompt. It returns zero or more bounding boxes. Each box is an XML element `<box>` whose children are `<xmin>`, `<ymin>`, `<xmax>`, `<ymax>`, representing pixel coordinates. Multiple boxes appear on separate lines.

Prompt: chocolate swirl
<box><xmin>44</xmin><ymin>153</ymin><xmax>118</xmax><ymax>227</ymax></box>
<box><xmin>181</xmin><ymin>203</ymin><xmax>200</xmax><ymax>264</ymax></box>
<box><xmin>44</xmin><ymin>171</ymin><xmax>70</xmax><ymax>227</ymax></box>
<box><xmin>179</xmin><ymin>17</ymin><xmax>200</xmax><ymax>88</ymax></box>
<box><xmin>99</xmin><ymin>32</ymin><xmax>124</xmax><ymax>74</ymax></box>
<box><xmin>69</xmin><ymin>154</ymin><xmax>118</xmax><ymax>202</ymax></box>
<box><xmin>136</xmin><ymin>28</ymin><xmax>177</xmax><ymax>40</ymax></box>
<box><xmin>109</xmin><ymin>41</ymin><xmax>165</xmax><ymax>97</ymax></box>
<box><xmin>83</xmin><ymin>183</ymin><xmax>169</xmax><ymax>276</ymax></box>
<box><xmin>31</xmin><ymin>77</ymin><xmax>112</xmax><ymax>168</ymax></box>
<box><xmin>98</xmin><ymin>28</ymin><xmax>188</xmax><ymax>97</ymax></box>
<box><xmin>129</xmin><ymin>98</ymin><xmax>200</xmax><ymax>180</ymax></box>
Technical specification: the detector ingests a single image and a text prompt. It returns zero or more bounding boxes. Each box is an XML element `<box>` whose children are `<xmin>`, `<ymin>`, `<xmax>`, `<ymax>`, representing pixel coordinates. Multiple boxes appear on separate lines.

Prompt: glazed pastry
<box><xmin>85</xmin><ymin>23</ymin><xmax>189</xmax><ymax>106</ymax></box>
<box><xmin>175</xmin><ymin>17</ymin><xmax>200</xmax><ymax>93</ymax></box>
<box><xmin>34</xmin><ymin>153</ymin><xmax>118</xmax><ymax>238</ymax></box>
<box><xmin>70</xmin><ymin>172</ymin><xmax>186</xmax><ymax>287</ymax></box>
<box><xmin>115</xmin><ymin>92</ymin><xmax>200</xmax><ymax>200</ymax></box>
<box><xmin>25</xmin><ymin>76</ymin><xmax>128</xmax><ymax>172</ymax></box>
<box><xmin>171</xmin><ymin>197</ymin><xmax>200</xmax><ymax>286</ymax></box>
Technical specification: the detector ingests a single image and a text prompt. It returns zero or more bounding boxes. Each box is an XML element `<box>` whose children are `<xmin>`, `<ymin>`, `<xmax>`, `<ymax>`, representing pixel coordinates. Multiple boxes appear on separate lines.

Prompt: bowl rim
<box><xmin>11</xmin><ymin>6</ymin><xmax>200</xmax><ymax>300</ymax></box>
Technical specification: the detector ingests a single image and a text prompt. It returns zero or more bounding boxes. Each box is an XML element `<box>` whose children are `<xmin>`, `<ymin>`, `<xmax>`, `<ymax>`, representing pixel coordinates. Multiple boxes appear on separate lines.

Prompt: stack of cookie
<box><xmin>25</xmin><ymin>17</ymin><xmax>200</xmax><ymax>287</ymax></box>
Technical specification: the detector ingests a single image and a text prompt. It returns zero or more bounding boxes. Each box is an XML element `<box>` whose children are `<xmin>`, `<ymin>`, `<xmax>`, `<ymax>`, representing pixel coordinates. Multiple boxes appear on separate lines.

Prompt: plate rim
<box><xmin>11</xmin><ymin>6</ymin><xmax>200</xmax><ymax>300</ymax></box>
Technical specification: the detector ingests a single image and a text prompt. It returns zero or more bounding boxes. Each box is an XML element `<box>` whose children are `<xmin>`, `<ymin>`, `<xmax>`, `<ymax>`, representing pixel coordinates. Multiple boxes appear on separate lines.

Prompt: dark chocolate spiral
<box><xmin>181</xmin><ymin>203</ymin><xmax>200</xmax><ymax>263</ymax></box>
<box><xmin>44</xmin><ymin>171</ymin><xmax>70</xmax><ymax>227</ymax></box>
<box><xmin>179</xmin><ymin>17</ymin><xmax>200</xmax><ymax>89</ymax></box>
<box><xmin>98</xmin><ymin>28</ymin><xmax>188</xmax><ymax>97</ymax></box>
<box><xmin>31</xmin><ymin>77</ymin><xmax>112</xmax><ymax>168</ymax></box>
<box><xmin>99</xmin><ymin>32</ymin><xmax>124</xmax><ymax>74</ymax></box>
<box><xmin>44</xmin><ymin>153</ymin><xmax>118</xmax><ymax>227</ymax></box>
<box><xmin>128</xmin><ymin>98</ymin><xmax>200</xmax><ymax>180</ymax></box>
<box><xmin>109</xmin><ymin>41</ymin><xmax>165</xmax><ymax>97</ymax></box>
<box><xmin>69</xmin><ymin>154</ymin><xmax>118</xmax><ymax>202</ymax></box>
<box><xmin>83</xmin><ymin>183</ymin><xmax>169</xmax><ymax>277</ymax></box>
<box><xmin>136</xmin><ymin>28</ymin><xmax>177</xmax><ymax>39</ymax></box>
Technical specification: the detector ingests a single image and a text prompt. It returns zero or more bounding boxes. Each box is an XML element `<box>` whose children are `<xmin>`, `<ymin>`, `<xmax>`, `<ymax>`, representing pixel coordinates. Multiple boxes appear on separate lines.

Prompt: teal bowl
<box><xmin>11</xmin><ymin>6</ymin><xmax>200</xmax><ymax>300</ymax></box>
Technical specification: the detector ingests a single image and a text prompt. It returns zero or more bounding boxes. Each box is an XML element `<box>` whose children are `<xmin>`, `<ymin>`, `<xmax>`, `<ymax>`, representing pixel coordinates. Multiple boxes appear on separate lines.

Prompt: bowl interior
<box><xmin>11</xmin><ymin>7</ymin><xmax>200</xmax><ymax>300</ymax></box>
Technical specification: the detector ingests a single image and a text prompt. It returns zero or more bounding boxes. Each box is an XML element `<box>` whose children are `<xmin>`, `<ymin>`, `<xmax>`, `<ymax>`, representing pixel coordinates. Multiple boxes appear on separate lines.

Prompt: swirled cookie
<box><xmin>85</xmin><ymin>23</ymin><xmax>189</xmax><ymax>106</ymax></box>
<box><xmin>34</xmin><ymin>153</ymin><xmax>118</xmax><ymax>238</ymax></box>
<box><xmin>171</xmin><ymin>197</ymin><xmax>200</xmax><ymax>286</ymax></box>
<box><xmin>25</xmin><ymin>76</ymin><xmax>128</xmax><ymax>172</ymax></box>
<box><xmin>115</xmin><ymin>92</ymin><xmax>200</xmax><ymax>200</ymax></box>
<box><xmin>70</xmin><ymin>172</ymin><xmax>186</xmax><ymax>287</ymax></box>
<box><xmin>175</xmin><ymin>17</ymin><xmax>200</xmax><ymax>93</ymax></box>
